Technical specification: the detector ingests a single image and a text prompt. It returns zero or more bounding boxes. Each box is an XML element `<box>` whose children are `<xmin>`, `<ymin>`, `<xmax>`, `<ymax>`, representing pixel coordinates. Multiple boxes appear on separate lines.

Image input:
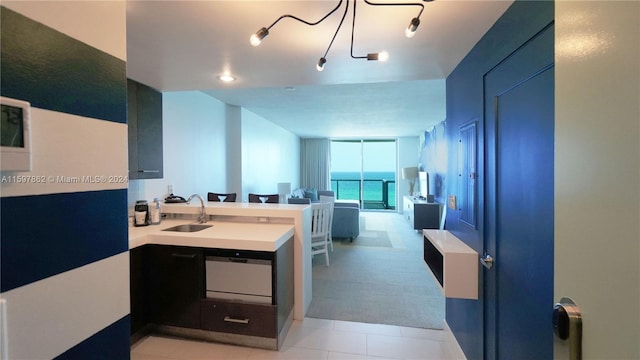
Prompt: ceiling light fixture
<box><xmin>250</xmin><ymin>0</ymin><xmax>432</xmax><ymax>72</ymax></box>
<box><xmin>217</xmin><ymin>74</ymin><xmax>236</xmax><ymax>82</ymax></box>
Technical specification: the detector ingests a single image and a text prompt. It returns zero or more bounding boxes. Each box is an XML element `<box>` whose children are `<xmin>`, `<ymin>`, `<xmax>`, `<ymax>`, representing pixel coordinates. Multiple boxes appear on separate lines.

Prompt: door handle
<box><xmin>480</xmin><ymin>253</ymin><xmax>494</xmax><ymax>269</ymax></box>
<box><xmin>553</xmin><ymin>297</ymin><xmax>582</xmax><ymax>360</ymax></box>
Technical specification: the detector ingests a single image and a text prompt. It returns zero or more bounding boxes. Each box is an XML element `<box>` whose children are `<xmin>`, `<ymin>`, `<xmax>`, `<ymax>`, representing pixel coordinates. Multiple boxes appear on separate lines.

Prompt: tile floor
<box><xmin>131</xmin><ymin>317</ymin><xmax>466</xmax><ymax>360</ymax></box>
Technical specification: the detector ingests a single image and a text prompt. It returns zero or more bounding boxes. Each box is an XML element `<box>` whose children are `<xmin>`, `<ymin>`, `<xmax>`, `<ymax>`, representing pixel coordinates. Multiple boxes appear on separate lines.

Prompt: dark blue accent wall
<box><xmin>0</xmin><ymin>7</ymin><xmax>126</xmax><ymax>124</ymax></box>
<box><xmin>443</xmin><ymin>1</ymin><xmax>554</xmax><ymax>359</ymax></box>
<box><xmin>1</xmin><ymin>190</ymin><xmax>129</xmax><ymax>292</ymax></box>
<box><xmin>55</xmin><ymin>316</ymin><xmax>131</xmax><ymax>360</ymax></box>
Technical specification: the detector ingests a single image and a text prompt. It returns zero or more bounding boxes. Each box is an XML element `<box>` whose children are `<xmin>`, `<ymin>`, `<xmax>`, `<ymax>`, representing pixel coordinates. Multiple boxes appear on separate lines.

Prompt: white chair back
<box><xmin>319</xmin><ymin>195</ymin><xmax>335</xmax><ymax>251</ymax></box>
<box><xmin>310</xmin><ymin>201</ymin><xmax>332</xmax><ymax>266</ymax></box>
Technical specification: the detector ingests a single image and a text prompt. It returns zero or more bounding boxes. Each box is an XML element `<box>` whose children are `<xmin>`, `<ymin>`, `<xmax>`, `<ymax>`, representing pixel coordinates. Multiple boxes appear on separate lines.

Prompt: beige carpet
<box><xmin>307</xmin><ymin>212</ymin><xmax>445</xmax><ymax>329</ymax></box>
<box><xmin>333</xmin><ymin>229</ymin><xmax>392</xmax><ymax>247</ymax></box>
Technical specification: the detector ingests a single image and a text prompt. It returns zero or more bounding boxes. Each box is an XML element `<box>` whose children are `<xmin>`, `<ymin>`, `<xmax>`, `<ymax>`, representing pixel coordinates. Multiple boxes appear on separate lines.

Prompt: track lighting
<box><xmin>250</xmin><ymin>0</ymin><xmax>430</xmax><ymax>71</ymax></box>
<box><xmin>316</xmin><ymin>58</ymin><xmax>327</xmax><ymax>72</ymax></box>
<box><xmin>366</xmin><ymin>52</ymin><xmax>389</xmax><ymax>62</ymax></box>
<box><xmin>405</xmin><ymin>17</ymin><xmax>420</xmax><ymax>38</ymax></box>
<box><xmin>250</xmin><ymin>27</ymin><xmax>269</xmax><ymax>47</ymax></box>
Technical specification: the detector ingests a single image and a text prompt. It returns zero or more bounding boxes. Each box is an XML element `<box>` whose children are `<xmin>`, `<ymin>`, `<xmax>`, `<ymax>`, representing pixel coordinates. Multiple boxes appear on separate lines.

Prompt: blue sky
<box><xmin>330</xmin><ymin>141</ymin><xmax>396</xmax><ymax>173</ymax></box>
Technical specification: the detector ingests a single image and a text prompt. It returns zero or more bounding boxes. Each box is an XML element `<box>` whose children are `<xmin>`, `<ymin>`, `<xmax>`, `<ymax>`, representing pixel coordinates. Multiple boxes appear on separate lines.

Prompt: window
<box><xmin>331</xmin><ymin>140</ymin><xmax>397</xmax><ymax>210</ymax></box>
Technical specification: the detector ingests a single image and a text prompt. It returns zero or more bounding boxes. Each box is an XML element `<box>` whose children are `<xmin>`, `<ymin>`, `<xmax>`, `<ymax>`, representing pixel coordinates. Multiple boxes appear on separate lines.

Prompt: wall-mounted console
<box><xmin>423</xmin><ymin>229</ymin><xmax>478</xmax><ymax>299</ymax></box>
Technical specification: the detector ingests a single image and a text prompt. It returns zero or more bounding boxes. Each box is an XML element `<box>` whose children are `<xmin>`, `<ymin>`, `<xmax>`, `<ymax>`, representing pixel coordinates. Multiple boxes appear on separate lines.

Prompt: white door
<box><xmin>555</xmin><ymin>1</ymin><xmax>640</xmax><ymax>358</ymax></box>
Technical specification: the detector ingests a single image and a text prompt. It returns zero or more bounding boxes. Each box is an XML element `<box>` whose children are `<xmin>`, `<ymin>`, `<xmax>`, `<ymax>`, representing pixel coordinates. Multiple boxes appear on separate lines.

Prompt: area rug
<box><xmin>334</xmin><ymin>230</ymin><xmax>392</xmax><ymax>248</ymax></box>
<box><xmin>307</xmin><ymin>213</ymin><xmax>445</xmax><ymax>330</ymax></box>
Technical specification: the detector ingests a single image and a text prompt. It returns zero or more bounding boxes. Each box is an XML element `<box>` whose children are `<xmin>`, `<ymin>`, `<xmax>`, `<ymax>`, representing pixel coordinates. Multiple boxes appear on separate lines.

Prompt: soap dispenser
<box><xmin>150</xmin><ymin>197</ymin><xmax>162</xmax><ymax>225</ymax></box>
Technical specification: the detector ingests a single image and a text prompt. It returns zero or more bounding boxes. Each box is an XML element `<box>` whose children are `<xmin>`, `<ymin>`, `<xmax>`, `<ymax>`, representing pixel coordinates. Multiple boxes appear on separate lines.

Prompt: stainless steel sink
<box><xmin>162</xmin><ymin>224</ymin><xmax>212</xmax><ymax>232</ymax></box>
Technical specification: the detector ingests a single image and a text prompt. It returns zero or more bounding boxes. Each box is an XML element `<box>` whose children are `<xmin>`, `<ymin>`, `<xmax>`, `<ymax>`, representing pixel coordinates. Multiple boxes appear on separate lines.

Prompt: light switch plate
<box><xmin>448</xmin><ymin>195</ymin><xmax>457</xmax><ymax>210</ymax></box>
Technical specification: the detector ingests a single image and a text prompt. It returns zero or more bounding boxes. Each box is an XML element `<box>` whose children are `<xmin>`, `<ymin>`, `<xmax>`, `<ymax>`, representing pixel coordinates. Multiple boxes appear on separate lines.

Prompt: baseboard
<box><xmin>443</xmin><ymin>321</ymin><xmax>467</xmax><ymax>359</ymax></box>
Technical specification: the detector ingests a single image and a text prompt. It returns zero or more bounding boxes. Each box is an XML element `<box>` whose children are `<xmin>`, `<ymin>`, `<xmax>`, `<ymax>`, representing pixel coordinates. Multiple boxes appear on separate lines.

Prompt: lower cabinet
<box><xmin>130</xmin><ymin>246</ymin><xmax>148</xmax><ymax>336</ymax></box>
<box><xmin>130</xmin><ymin>238</ymin><xmax>294</xmax><ymax>349</ymax></box>
<box><xmin>200</xmin><ymin>300</ymin><xmax>277</xmax><ymax>338</ymax></box>
<box><xmin>403</xmin><ymin>196</ymin><xmax>441</xmax><ymax>230</ymax></box>
<box><xmin>147</xmin><ymin>245</ymin><xmax>203</xmax><ymax>329</ymax></box>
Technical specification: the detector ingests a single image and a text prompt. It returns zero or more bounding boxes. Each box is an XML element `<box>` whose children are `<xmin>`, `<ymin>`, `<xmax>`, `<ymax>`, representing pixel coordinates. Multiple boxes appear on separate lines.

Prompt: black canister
<box><xmin>134</xmin><ymin>200</ymin><xmax>150</xmax><ymax>226</ymax></box>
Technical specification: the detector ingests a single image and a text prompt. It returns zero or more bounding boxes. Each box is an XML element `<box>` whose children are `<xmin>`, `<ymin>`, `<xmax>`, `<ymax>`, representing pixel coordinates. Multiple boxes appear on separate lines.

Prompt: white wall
<box><xmin>129</xmin><ymin>91</ymin><xmax>227</xmax><ymax>204</ymax></box>
<box><xmin>555</xmin><ymin>1</ymin><xmax>640</xmax><ymax>358</ymax></box>
<box><xmin>241</xmin><ymin>108</ymin><xmax>300</xmax><ymax>201</ymax></box>
<box><xmin>397</xmin><ymin>136</ymin><xmax>420</xmax><ymax>213</ymax></box>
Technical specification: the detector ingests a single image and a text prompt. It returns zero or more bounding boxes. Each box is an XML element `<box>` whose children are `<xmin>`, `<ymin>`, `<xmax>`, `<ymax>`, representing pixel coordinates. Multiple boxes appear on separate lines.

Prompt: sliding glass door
<box><xmin>330</xmin><ymin>140</ymin><xmax>396</xmax><ymax>210</ymax></box>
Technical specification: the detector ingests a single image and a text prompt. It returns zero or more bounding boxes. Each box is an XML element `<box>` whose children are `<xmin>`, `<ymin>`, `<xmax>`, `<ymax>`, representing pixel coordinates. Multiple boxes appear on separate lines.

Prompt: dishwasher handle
<box><xmin>228</xmin><ymin>258</ymin><xmax>248</xmax><ymax>263</ymax></box>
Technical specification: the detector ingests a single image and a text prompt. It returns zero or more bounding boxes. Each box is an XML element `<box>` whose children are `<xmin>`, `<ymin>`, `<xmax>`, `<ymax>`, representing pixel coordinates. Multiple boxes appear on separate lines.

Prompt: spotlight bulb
<box><xmin>368</xmin><ymin>52</ymin><xmax>389</xmax><ymax>62</ymax></box>
<box><xmin>250</xmin><ymin>27</ymin><xmax>269</xmax><ymax>47</ymax></box>
<box><xmin>316</xmin><ymin>57</ymin><xmax>327</xmax><ymax>72</ymax></box>
<box><xmin>405</xmin><ymin>17</ymin><xmax>420</xmax><ymax>38</ymax></box>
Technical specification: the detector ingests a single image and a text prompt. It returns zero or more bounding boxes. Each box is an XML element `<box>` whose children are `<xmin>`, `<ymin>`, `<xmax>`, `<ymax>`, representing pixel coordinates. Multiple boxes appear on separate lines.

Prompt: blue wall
<box><xmin>438</xmin><ymin>1</ymin><xmax>554</xmax><ymax>358</ymax></box>
<box><xmin>0</xmin><ymin>6</ymin><xmax>129</xmax><ymax>359</ymax></box>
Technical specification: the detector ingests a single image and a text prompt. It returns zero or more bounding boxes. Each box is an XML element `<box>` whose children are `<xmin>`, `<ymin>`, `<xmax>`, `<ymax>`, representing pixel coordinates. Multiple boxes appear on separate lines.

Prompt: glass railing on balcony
<box><xmin>330</xmin><ymin>178</ymin><xmax>396</xmax><ymax>210</ymax></box>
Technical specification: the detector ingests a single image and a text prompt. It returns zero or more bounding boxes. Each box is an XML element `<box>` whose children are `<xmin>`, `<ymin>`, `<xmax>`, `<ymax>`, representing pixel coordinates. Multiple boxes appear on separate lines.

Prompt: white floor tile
<box><xmin>366</xmin><ymin>334</ymin><xmax>450</xmax><ymax>360</ymax></box>
<box><xmin>247</xmin><ymin>346</ymin><xmax>328</xmax><ymax>359</ymax></box>
<box><xmin>333</xmin><ymin>320</ymin><xmax>402</xmax><ymax>336</ymax></box>
<box><xmin>283</xmin><ymin>325</ymin><xmax>367</xmax><ymax>355</ymax></box>
<box><xmin>131</xmin><ymin>336</ymin><xmax>189</xmax><ymax>359</ymax></box>
<box><xmin>328</xmin><ymin>351</ymin><xmax>398</xmax><ymax>360</ymax></box>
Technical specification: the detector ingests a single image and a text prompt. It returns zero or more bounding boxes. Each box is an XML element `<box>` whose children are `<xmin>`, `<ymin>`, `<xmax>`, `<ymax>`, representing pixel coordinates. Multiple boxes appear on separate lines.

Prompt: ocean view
<box><xmin>330</xmin><ymin>171</ymin><xmax>397</xmax><ymax>208</ymax></box>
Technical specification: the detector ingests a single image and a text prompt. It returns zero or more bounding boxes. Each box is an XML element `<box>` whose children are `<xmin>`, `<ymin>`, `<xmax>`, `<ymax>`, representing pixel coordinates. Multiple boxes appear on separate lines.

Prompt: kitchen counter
<box><xmin>130</xmin><ymin>200</ymin><xmax>312</xmax><ymax>321</ymax></box>
<box><xmin>129</xmin><ymin>219</ymin><xmax>294</xmax><ymax>252</ymax></box>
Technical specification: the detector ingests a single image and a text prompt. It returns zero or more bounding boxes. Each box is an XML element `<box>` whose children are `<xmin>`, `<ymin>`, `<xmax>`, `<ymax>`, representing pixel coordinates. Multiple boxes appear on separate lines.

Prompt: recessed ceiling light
<box><xmin>217</xmin><ymin>74</ymin><xmax>236</xmax><ymax>82</ymax></box>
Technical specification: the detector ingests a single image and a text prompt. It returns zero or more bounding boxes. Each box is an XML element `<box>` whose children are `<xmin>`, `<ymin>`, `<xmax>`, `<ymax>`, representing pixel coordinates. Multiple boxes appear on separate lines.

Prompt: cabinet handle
<box><xmin>228</xmin><ymin>258</ymin><xmax>248</xmax><ymax>263</ymax></box>
<box><xmin>137</xmin><ymin>170</ymin><xmax>160</xmax><ymax>173</ymax></box>
<box><xmin>223</xmin><ymin>316</ymin><xmax>250</xmax><ymax>324</ymax></box>
<box><xmin>171</xmin><ymin>253</ymin><xmax>196</xmax><ymax>260</ymax></box>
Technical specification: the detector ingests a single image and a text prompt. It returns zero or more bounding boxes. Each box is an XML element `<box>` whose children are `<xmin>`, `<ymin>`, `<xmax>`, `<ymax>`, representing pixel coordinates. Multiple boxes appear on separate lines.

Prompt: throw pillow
<box><xmin>304</xmin><ymin>188</ymin><xmax>318</xmax><ymax>202</ymax></box>
<box><xmin>292</xmin><ymin>188</ymin><xmax>305</xmax><ymax>199</ymax></box>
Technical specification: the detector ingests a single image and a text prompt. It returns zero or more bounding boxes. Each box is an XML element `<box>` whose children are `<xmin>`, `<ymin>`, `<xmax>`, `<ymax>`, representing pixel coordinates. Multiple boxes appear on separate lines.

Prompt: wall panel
<box><xmin>0</xmin><ymin>4</ymin><xmax>129</xmax><ymax>359</ymax></box>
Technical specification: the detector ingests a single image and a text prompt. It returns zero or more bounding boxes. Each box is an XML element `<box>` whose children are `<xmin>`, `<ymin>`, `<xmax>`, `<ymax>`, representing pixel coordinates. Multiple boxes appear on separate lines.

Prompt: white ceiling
<box><xmin>126</xmin><ymin>0</ymin><xmax>512</xmax><ymax>138</ymax></box>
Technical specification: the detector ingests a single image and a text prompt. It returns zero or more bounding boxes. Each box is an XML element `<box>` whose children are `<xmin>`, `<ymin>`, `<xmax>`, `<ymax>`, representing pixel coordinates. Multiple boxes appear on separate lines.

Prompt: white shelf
<box><xmin>422</xmin><ymin>230</ymin><xmax>478</xmax><ymax>300</ymax></box>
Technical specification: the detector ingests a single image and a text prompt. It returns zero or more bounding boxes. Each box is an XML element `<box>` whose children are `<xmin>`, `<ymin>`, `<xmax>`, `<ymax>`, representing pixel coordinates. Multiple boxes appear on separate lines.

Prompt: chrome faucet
<box><xmin>186</xmin><ymin>194</ymin><xmax>207</xmax><ymax>223</ymax></box>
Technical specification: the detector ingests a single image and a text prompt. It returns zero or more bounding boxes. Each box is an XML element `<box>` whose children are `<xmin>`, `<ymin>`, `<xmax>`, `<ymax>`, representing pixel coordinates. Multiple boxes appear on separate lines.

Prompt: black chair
<box><xmin>207</xmin><ymin>192</ymin><xmax>237</xmax><ymax>202</ymax></box>
<box><xmin>287</xmin><ymin>197</ymin><xmax>311</xmax><ymax>205</ymax></box>
<box><xmin>248</xmin><ymin>193</ymin><xmax>279</xmax><ymax>203</ymax></box>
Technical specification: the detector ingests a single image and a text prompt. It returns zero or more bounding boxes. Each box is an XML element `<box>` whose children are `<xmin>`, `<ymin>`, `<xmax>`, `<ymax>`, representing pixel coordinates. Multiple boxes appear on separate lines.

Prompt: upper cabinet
<box><xmin>128</xmin><ymin>79</ymin><xmax>163</xmax><ymax>179</ymax></box>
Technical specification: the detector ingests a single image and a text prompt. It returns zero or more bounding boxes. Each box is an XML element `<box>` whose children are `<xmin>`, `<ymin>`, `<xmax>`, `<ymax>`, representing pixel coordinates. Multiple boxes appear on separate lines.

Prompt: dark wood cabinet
<box><xmin>147</xmin><ymin>245</ymin><xmax>203</xmax><ymax>329</ymax></box>
<box><xmin>129</xmin><ymin>238</ymin><xmax>294</xmax><ymax>349</ymax></box>
<box><xmin>127</xmin><ymin>79</ymin><xmax>163</xmax><ymax>179</ymax></box>
<box><xmin>201</xmin><ymin>300</ymin><xmax>277</xmax><ymax>338</ymax></box>
<box><xmin>130</xmin><ymin>246</ymin><xmax>148</xmax><ymax>337</ymax></box>
<box><xmin>403</xmin><ymin>196</ymin><xmax>441</xmax><ymax>230</ymax></box>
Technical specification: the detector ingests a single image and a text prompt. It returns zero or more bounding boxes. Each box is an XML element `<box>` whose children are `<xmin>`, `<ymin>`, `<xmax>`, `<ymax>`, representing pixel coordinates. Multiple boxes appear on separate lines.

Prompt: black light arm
<box><xmin>363</xmin><ymin>0</ymin><xmax>429</xmax><ymax>38</ymax></box>
<box><xmin>318</xmin><ymin>0</ymin><xmax>350</xmax><ymax>70</ymax></box>
<box><xmin>251</xmin><ymin>0</ymin><xmax>344</xmax><ymax>46</ymax></box>
<box><xmin>351</xmin><ymin>0</ymin><xmax>388</xmax><ymax>61</ymax></box>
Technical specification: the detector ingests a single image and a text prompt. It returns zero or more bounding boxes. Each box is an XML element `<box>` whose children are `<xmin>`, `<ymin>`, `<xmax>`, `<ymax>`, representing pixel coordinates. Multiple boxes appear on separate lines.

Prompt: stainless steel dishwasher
<box><xmin>204</xmin><ymin>249</ymin><xmax>273</xmax><ymax>304</ymax></box>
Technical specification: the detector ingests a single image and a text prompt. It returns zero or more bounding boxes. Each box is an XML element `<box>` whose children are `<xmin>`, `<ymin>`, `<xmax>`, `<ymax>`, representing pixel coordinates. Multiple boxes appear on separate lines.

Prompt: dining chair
<box><xmin>207</xmin><ymin>192</ymin><xmax>237</xmax><ymax>202</ymax></box>
<box><xmin>248</xmin><ymin>193</ymin><xmax>280</xmax><ymax>203</ymax></box>
<box><xmin>319</xmin><ymin>195</ymin><xmax>335</xmax><ymax>251</ymax></box>
<box><xmin>310</xmin><ymin>202</ymin><xmax>332</xmax><ymax>266</ymax></box>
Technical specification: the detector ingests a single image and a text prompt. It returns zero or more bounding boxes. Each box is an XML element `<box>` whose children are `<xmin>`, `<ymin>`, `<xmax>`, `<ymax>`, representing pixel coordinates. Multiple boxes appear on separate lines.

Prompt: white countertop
<box><xmin>422</xmin><ymin>229</ymin><xmax>477</xmax><ymax>254</ymax></box>
<box><xmin>161</xmin><ymin>202</ymin><xmax>309</xmax><ymax>217</ymax></box>
<box><xmin>129</xmin><ymin>219</ymin><xmax>295</xmax><ymax>252</ymax></box>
